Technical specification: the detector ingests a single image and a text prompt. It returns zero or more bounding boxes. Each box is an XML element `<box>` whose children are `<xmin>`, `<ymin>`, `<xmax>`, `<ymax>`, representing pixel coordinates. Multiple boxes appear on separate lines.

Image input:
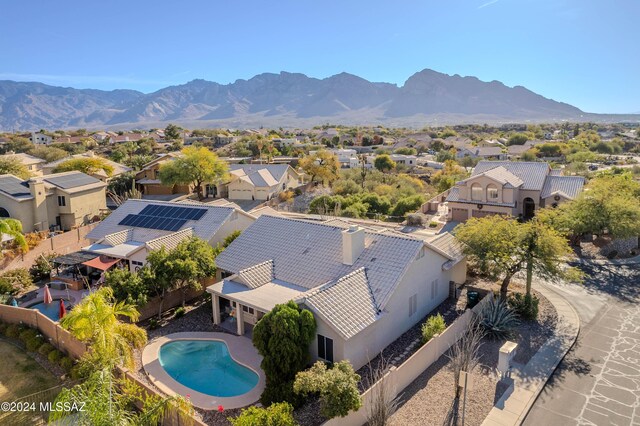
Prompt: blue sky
<box><xmin>1</xmin><ymin>0</ymin><xmax>638</xmax><ymax>113</ymax></box>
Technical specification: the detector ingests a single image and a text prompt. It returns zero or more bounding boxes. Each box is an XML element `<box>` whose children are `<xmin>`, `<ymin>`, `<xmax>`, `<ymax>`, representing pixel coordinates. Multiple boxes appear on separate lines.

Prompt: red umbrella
<box><xmin>43</xmin><ymin>286</ymin><xmax>53</xmax><ymax>304</ymax></box>
<box><xmin>59</xmin><ymin>299</ymin><xmax>67</xmax><ymax>319</ymax></box>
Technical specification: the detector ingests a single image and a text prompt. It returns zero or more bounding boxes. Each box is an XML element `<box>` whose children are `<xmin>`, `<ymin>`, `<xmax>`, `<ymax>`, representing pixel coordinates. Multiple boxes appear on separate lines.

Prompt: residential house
<box><xmin>1</xmin><ymin>152</ymin><xmax>46</xmax><ymax>176</ymax></box>
<box><xmin>390</xmin><ymin>154</ymin><xmax>418</xmax><ymax>167</ymax></box>
<box><xmin>135</xmin><ymin>153</ymin><xmax>190</xmax><ymax>196</ymax></box>
<box><xmin>84</xmin><ymin>199</ymin><xmax>255</xmax><ymax>272</ymax></box>
<box><xmin>42</xmin><ymin>152</ymin><xmax>132</xmax><ymax>182</ymax></box>
<box><xmin>506</xmin><ymin>140</ymin><xmax>547</xmax><ymax>159</ymax></box>
<box><xmin>217</xmin><ymin>164</ymin><xmax>302</xmax><ymax>201</ymax></box>
<box><xmin>446</xmin><ymin>161</ymin><xmax>585</xmax><ymax>222</ymax></box>
<box><xmin>29</xmin><ymin>132</ymin><xmax>52</xmax><ymax>145</ymax></box>
<box><xmin>0</xmin><ymin>171</ymin><xmax>107</xmax><ymax>232</ymax></box>
<box><xmin>54</xmin><ymin>135</ymin><xmax>89</xmax><ymax>144</ymax></box>
<box><xmin>206</xmin><ymin>215</ymin><xmax>466</xmax><ymax>369</ymax></box>
<box><xmin>310</xmin><ymin>148</ymin><xmax>360</xmax><ymax>169</ymax></box>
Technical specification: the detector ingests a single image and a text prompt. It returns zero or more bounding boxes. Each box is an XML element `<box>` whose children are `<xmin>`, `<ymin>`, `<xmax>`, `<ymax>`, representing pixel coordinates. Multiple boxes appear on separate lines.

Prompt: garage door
<box><xmin>451</xmin><ymin>208</ymin><xmax>468</xmax><ymax>222</ymax></box>
<box><xmin>472</xmin><ymin>209</ymin><xmax>496</xmax><ymax>218</ymax></box>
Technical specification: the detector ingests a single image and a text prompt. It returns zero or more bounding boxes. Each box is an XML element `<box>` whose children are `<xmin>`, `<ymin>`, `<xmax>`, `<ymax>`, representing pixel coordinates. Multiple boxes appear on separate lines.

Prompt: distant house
<box><xmin>206</xmin><ymin>215</ymin><xmax>466</xmax><ymax>369</ymax></box>
<box><xmin>506</xmin><ymin>140</ymin><xmax>547</xmax><ymax>159</ymax></box>
<box><xmin>42</xmin><ymin>152</ymin><xmax>132</xmax><ymax>182</ymax></box>
<box><xmin>54</xmin><ymin>135</ymin><xmax>89</xmax><ymax>144</ymax></box>
<box><xmin>446</xmin><ymin>161</ymin><xmax>584</xmax><ymax>222</ymax></box>
<box><xmin>218</xmin><ymin>164</ymin><xmax>302</xmax><ymax>201</ymax></box>
<box><xmin>135</xmin><ymin>153</ymin><xmax>191</xmax><ymax>196</ymax></box>
<box><xmin>456</xmin><ymin>144</ymin><xmax>506</xmax><ymax>160</ymax></box>
<box><xmin>390</xmin><ymin>153</ymin><xmax>418</xmax><ymax>167</ymax></box>
<box><xmin>1</xmin><ymin>152</ymin><xmax>46</xmax><ymax>176</ymax></box>
<box><xmin>0</xmin><ymin>171</ymin><xmax>107</xmax><ymax>232</ymax></box>
<box><xmin>84</xmin><ymin>199</ymin><xmax>255</xmax><ymax>272</ymax></box>
<box><xmin>29</xmin><ymin>132</ymin><xmax>52</xmax><ymax>145</ymax></box>
<box><xmin>310</xmin><ymin>148</ymin><xmax>359</xmax><ymax>169</ymax></box>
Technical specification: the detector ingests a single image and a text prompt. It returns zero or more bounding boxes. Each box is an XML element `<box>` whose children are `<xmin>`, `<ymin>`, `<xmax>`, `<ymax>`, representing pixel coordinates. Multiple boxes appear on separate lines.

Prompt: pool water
<box><xmin>158</xmin><ymin>340</ymin><xmax>259</xmax><ymax>397</ymax></box>
<box><xmin>29</xmin><ymin>300</ymin><xmax>70</xmax><ymax>321</ymax></box>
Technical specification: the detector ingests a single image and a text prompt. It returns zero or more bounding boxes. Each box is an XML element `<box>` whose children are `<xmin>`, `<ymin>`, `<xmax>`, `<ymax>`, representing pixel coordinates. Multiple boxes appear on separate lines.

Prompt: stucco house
<box><xmin>446</xmin><ymin>161</ymin><xmax>585</xmax><ymax>222</ymax></box>
<box><xmin>206</xmin><ymin>215</ymin><xmax>466</xmax><ymax>369</ymax></box>
<box><xmin>42</xmin><ymin>151</ymin><xmax>132</xmax><ymax>182</ymax></box>
<box><xmin>1</xmin><ymin>152</ymin><xmax>46</xmax><ymax>176</ymax></box>
<box><xmin>135</xmin><ymin>153</ymin><xmax>192</xmax><ymax>196</ymax></box>
<box><xmin>0</xmin><ymin>171</ymin><xmax>107</xmax><ymax>232</ymax></box>
<box><xmin>217</xmin><ymin>164</ymin><xmax>302</xmax><ymax>201</ymax></box>
<box><xmin>84</xmin><ymin>199</ymin><xmax>255</xmax><ymax>272</ymax></box>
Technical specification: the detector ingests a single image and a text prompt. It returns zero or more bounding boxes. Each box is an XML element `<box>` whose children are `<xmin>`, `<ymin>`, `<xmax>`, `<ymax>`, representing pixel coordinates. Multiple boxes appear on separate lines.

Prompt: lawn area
<box><xmin>0</xmin><ymin>339</ymin><xmax>59</xmax><ymax>401</ymax></box>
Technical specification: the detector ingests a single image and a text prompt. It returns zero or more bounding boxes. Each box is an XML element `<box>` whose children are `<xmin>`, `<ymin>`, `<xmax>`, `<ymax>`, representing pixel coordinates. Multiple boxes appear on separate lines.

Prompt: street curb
<box><xmin>482</xmin><ymin>284</ymin><xmax>581</xmax><ymax>426</ymax></box>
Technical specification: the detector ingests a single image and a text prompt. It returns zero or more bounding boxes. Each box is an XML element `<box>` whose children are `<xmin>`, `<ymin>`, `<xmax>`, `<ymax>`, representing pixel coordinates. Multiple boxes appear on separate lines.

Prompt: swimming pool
<box><xmin>27</xmin><ymin>300</ymin><xmax>71</xmax><ymax>321</ymax></box>
<box><xmin>158</xmin><ymin>340</ymin><xmax>259</xmax><ymax>398</ymax></box>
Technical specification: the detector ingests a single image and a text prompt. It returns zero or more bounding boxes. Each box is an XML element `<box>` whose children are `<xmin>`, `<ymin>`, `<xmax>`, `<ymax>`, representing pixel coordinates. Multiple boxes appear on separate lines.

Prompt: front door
<box><xmin>523</xmin><ymin>198</ymin><xmax>536</xmax><ymax>220</ymax></box>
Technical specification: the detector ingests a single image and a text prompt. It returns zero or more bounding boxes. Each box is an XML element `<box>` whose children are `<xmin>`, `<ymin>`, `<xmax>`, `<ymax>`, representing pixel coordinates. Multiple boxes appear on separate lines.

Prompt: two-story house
<box><xmin>446</xmin><ymin>161</ymin><xmax>585</xmax><ymax>222</ymax></box>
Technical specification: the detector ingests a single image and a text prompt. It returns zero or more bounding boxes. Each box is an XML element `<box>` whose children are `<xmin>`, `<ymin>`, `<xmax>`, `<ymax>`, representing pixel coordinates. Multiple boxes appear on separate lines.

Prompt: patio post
<box><xmin>236</xmin><ymin>304</ymin><xmax>245</xmax><ymax>335</ymax></box>
<box><xmin>212</xmin><ymin>294</ymin><xmax>221</xmax><ymax>325</ymax></box>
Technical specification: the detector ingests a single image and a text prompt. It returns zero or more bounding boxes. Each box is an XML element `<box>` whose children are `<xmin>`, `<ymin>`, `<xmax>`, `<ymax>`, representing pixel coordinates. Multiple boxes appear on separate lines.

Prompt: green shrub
<box><xmin>48</xmin><ymin>350</ymin><xmax>63</xmax><ymax>364</ymax></box>
<box><xmin>70</xmin><ymin>364</ymin><xmax>87</xmax><ymax>380</ymax></box>
<box><xmin>38</xmin><ymin>342</ymin><xmax>55</xmax><ymax>356</ymax></box>
<box><xmin>229</xmin><ymin>402</ymin><xmax>296</xmax><ymax>426</ymax></box>
<box><xmin>479</xmin><ymin>297</ymin><xmax>520</xmax><ymax>340</ymax></box>
<box><xmin>59</xmin><ymin>356</ymin><xmax>74</xmax><ymax>373</ymax></box>
<box><xmin>29</xmin><ymin>254</ymin><xmax>55</xmax><ymax>281</ymax></box>
<box><xmin>0</xmin><ymin>268</ymin><xmax>33</xmax><ymax>292</ymax></box>
<box><xmin>148</xmin><ymin>318</ymin><xmax>159</xmax><ymax>330</ymax></box>
<box><xmin>5</xmin><ymin>324</ymin><xmax>21</xmax><ymax>338</ymax></box>
<box><xmin>19</xmin><ymin>328</ymin><xmax>38</xmax><ymax>343</ymax></box>
<box><xmin>421</xmin><ymin>313</ymin><xmax>446</xmax><ymax>344</ymax></box>
<box><xmin>26</xmin><ymin>336</ymin><xmax>44</xmax><ymax>352</ymax></box>
<box><xmin>508</xmin><ymin>293</ymin><xmax>540</xmax><ymax>321</ymax></box>
<box><xmin>174</xmin><ymin>307</ymin><xmax>186</xmax><ymax>318</ymax></box>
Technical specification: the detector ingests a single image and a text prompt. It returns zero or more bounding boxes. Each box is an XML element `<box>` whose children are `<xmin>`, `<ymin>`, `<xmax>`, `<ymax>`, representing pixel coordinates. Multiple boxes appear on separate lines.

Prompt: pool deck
<box><xmin>19</xmin><ymin>286</ymin><xmax>85</xmax><ymax>308</ymax></box>
<box><xmin>141</xmin><ymin>332</ymin><xmax>265</xmax><ymax>410</ymax></box>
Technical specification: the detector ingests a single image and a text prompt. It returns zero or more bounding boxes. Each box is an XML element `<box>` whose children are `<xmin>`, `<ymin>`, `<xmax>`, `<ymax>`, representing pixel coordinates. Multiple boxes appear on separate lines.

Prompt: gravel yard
<box><xmin>389</xmin><ymin>279</ymin><xmax>558</xmax><ymax>426</ymax></box>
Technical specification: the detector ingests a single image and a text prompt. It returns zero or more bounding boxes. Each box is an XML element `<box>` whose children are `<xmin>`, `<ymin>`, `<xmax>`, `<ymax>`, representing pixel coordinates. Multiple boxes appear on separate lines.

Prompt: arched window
<box><xmin>471</xmin><ymin>183</ymin><xmax>483</xmax><ymax>201</ymax></box>
<box><xmin>487</xmin><ymin>184</ymin><xmax>499</xmax><ymax>200</ymax></box>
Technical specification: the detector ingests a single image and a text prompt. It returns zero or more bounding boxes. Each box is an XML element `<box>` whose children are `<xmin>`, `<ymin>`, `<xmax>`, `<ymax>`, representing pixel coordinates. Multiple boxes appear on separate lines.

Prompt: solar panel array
<box><xmin>0</xmin><ymin>176</ymin><xmax>31</xmax><ymax>197</ymax></box>
<box><xmin>118</xmin><ymin>205</ymin><xmax>207</xmax><ymax>232</ymax></box>
<box><xmin>44</xmin><ymin>173</ymin><xmax>100</xmax><ymax>189</ymax></box>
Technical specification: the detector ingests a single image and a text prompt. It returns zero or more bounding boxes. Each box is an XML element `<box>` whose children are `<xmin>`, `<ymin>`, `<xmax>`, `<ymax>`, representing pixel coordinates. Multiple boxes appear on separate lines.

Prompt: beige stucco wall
<box><xmin>228</xmin><ymin>179</ymin><xmax>256</xmax><ymax>200</ymax></box>
<box><xmin>64</xmin><ymin>187</ymin><xmax>107</xmax><ymax>229</ymax></box>
<box><xmin>208</xmin><ymin>211</ymin><xmax>255</xmax><ymax>246</ymax></box>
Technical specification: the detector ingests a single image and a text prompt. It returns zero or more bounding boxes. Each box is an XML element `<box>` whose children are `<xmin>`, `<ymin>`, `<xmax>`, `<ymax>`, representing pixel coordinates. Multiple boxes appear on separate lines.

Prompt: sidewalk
<box><xmin>482</xmin><ymin>284</ymin><xmax>580</xmax><ymax>426</ymax></box>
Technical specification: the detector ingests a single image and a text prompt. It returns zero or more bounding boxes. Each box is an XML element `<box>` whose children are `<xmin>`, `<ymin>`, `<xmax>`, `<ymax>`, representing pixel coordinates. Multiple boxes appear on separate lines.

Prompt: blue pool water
<box><xmin>28</xmin><ymin>300</ymin><xmax>71</xmax><ymax>321</ymax></box>
<box><xmin>158</xmin><ymin>340</ymin><xmax>259</xmax><ymax>397</ymax></box>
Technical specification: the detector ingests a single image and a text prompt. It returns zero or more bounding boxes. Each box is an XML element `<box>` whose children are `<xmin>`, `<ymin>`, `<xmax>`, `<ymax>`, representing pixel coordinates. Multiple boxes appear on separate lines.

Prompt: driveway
<box><xmin>524</xmin><ymin>261</ymin><xmax>640</xmax><ymax>426</ymax></box>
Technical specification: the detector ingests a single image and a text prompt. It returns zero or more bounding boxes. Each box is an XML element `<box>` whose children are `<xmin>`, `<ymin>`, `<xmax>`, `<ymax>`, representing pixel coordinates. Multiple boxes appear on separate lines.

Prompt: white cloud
<box><xmin>478</xmin><ymin>0</ymin><xmax>499</xmax><ymax>9</ymax></box>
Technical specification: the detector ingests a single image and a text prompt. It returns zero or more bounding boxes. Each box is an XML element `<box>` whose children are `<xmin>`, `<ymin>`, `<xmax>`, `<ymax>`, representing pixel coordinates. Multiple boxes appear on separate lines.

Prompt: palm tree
<box><xmin>60</xmin><ymin>287</ymin><xmax>147</xmax><ymax>370</ymax></box>
<box><xmin>0</xmin><ymin>218</ymin><xmax>28</xmax><ymax>253</ymax></box>
<box><xmin>49</xmin><ymin>367</ymin><xmax>193</xmax><ymax>426</ymax></box>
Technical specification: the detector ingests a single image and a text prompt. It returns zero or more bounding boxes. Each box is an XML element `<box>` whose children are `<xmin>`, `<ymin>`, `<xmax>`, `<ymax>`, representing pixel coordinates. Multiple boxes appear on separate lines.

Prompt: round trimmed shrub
<box><xmin>48</xmin><ymin>349</ymin><xmax>63</xmax><ymax>364</ymax></box>
<box><xmin>19</xmin><ymin>328</ymin><xmax>38</xmax><ymax>343</ymax></box>
<box><xmin>5</xmin><ymin>324</ymin><xmax>21</xmax><ymax>338</ymax></box>
<box><xmin>59</xmin><ymin>356</ymin><xmax>74</xmax><ymax>373</ymax></box>
<box><xmin>38</xmin><ymin>343</ymin><xmax>55</xmax><ymax>356</ymax></box>
<box><xmin>26</xmin><ymin>336</ymin><xmax>44</xmax><ymax>352</ymax></box>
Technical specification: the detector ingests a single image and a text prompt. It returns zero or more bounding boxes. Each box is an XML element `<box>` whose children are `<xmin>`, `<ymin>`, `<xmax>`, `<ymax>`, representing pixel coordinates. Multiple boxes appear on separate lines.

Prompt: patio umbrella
<box><xmin>43</xmin><ymin>285</ymin><xmax>53</xmax><ymax>304</ymax></box>
<box><xmin>59</xmin><ymin>299</ymin><xmax>67</xmax><ymax>319</ymax></box>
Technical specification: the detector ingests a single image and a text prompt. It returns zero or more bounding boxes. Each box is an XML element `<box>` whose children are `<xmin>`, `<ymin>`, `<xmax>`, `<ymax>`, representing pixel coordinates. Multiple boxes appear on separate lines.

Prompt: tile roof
<box><xmin>302</xmin><ymin>268</ymin><xmax>379</xmax><ymax>339</ymax></box>
<box><xmin>2</xmin><ymin>153</ymin><xmax>45</xmax><ymax>166</ymax></box>
<box><xmin>425</xmin><ymin>232</ymin><xmax>465</xmax><ymax>263</ymax></box>
<box><xmin>472</xmin><ymin>161</ymin><xmax>551</xmax><ymax>190</ymax></box>
<box><xmin>229</xmin><ymin>164</ymin><xmax>292</xmax><ymax>188</ymax></box>
<box><xmin>0</xmin><ymin>175</ymin><xmax>32</xmax><ymax>199</ymax></box>
<box><xmin>480</xmin><ymin>166</ymin><xmax>524</xmax><ymax>188</ymax></box>
<box><xmin>215</xmin><ymin>215</ymin><xmax>423</xmax><ymax>309</ymax></box>
<box><xmin>86</xmin><ymin>199</ymin><xmax>235</xmax><ymax>244</ymax></box>
<box><xmin>146</xmin><ymin>228</ymin><xmax>194</xmax><ymax>251</ymax></box>
<box><xmin>236</xmin><ymin>260</ymin><xmax>274</xmax><ymax>289</ymax></box>
<box><xmin>475</xmin><ymin>146</ymin><xmax>505</xmax><ymax>157</ymax></box>
<box><xmin>36</xmin><ymin>171</ymin><xmax>106</xmax><ymax>193</ymax></box>
<box><xmin>540</xmin><ymin>176</ymin><xmax>585</xmax><ymax>200</ymax></box>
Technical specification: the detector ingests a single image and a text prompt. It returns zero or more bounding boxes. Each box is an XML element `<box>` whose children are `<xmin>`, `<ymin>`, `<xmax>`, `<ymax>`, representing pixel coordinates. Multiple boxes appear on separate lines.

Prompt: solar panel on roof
<box><xmin>136</xmin><ymin>204</ymin><xmax>206</xmax><ymax>221</ymax></box>
<box><xmin>0</xmin><ymin>177</ymin><xmax>31</xmax><ymax>197</ymax></box>
<box><xmin>45</xmin><ymin>173</ymin><xmax>99</xmax><ymax>189</ymax></box>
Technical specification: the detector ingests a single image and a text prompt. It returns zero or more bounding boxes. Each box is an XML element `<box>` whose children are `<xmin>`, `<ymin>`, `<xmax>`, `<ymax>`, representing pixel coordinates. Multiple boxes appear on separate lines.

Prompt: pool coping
<box><xmin>141</xmin><ymin>332</ymin><xmax>265</xmax><ymax>410</ymax></box>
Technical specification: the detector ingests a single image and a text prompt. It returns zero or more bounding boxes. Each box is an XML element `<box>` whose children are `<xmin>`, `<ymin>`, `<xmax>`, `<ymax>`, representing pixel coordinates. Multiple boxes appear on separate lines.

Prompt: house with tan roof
<box><xmin>42</xmin><ymin>151</ymin><xmax>132</xmax><ymax>182</ymax></box>
<box><xmin>0</xmin><ymin>171</ymin><xmax>107</xmax><ymax>232</ymax></box>
<box><xmin>446</xmin><ymin>161</ymin><xmax>585</xmax><ymax>222</ymax></box>
<box><xmin>134</xmin><ymin>153</ymin><xmax>191</xmax><ymax>196</ymax></box>
<box><xmin>218</xmin><ymin>164</ymin><xmax>302</xmax><ymax>201</ymax></box>
<box><xmin>1</xmin><ymin>152</ymin><xmax>46</xmax><ymax>176</ymax></box>
<box><xmin>84</xmin><ymin>199</ymin><xmax>255</xmax><ymax>272</ymax></box>
<box><xmin>206</xmin><ymin>215</ymin><xmax>466</xmax><ymax>369</ymax></box>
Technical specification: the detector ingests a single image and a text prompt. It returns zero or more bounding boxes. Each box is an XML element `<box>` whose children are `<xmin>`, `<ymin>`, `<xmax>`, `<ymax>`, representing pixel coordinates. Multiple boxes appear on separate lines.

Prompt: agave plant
<box><xmin>478</xmin><ymin>296</ymin><xmax>520</xmax><ymax>340</ymax></box>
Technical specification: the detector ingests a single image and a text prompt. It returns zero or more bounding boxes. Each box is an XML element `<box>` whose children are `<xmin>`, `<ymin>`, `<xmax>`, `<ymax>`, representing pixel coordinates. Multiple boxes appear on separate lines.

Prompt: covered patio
<box><xmin>206</xmin><ymin>279</ymin><xmax>307</xmax><ymax>336</ymax></box>
<box><xmin>51</xmin><ymin>251</ymin><xmax>123</xmax><ymax>290</ymax></box>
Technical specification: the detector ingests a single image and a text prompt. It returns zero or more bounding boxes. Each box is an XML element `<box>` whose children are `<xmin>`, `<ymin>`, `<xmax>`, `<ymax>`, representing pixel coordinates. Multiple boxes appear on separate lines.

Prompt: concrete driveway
<box><xmin>524</xmin><ymin>261</ymin><xmax>640</xmax><ymax>426</ymax></box>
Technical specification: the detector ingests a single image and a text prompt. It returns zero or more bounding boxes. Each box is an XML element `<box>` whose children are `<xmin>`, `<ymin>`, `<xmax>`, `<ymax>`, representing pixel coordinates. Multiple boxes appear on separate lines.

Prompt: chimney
<box><xmin>342</xmin><ymin>225</ymin><xmax>365</xmax><ymax>265</ymax></box>
<box><xmin>29</xmin><ymin>179</ymin><xmax>49</xmax><ymax>231</ymax></box>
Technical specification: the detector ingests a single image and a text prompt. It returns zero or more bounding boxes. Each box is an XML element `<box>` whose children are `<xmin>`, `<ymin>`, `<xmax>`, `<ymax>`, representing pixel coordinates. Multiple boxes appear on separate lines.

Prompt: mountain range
<box><xmin>0</xmin><ymin>69</ymin><xmax>627</xmax><ymax>131</ymax></box>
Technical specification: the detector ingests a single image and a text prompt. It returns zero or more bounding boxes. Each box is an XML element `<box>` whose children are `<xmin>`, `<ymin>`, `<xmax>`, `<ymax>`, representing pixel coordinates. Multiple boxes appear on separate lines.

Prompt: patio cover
<box><xmin>207</xmin><ymin>278</ymin><xmax>307</xmax><ymax>312</ymax></box>
<box><xmin>52</xmin><ymin>251</ymin><xmax>98</xmax><ymax>266</ymax></box>
<box><xmin>82</xmin><ymin>256</ymin><xmax>120</xmax><ymax>271</ymax></box>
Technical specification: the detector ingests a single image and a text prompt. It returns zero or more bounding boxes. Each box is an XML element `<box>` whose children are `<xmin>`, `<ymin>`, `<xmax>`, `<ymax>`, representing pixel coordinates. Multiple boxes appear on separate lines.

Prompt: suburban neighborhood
<box><xmin>1</xmin><ymin>1</ymin><xmax>639</xmax><ymax>425</ymax></box>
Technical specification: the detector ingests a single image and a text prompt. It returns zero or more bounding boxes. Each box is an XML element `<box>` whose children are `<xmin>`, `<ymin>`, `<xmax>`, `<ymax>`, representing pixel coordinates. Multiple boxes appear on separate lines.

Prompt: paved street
<box><xmin>524</xmin><ymin>261</ymin><xmax>640</xmax><ymax>426</ymax></box>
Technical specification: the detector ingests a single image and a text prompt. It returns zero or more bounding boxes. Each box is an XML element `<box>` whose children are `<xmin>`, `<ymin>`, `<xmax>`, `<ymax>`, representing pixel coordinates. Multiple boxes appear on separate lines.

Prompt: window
<box><xmin>242</xmin><ymin>305</ymin><xmax>255</xmax><ymax>315</ymax></box>
<box><xmin>470</xmin><ymin>183</ymin><xmax>482</xmax><ymax>201</ymax></box>
<box><xmin>131</xmin><ymin>260</ymin><xmax>143</xmax><ymax>266</ymax></box>
<box><xmin>409</xmin><ymin>294</ymin><xmax>418</xmax><ymax>317</ymax></box>
<box><xmin>487</xmin><ymin>185</ymin><xmax>499</xmax><ymax>200</ymax></box>
<box><xmin>57</xmin><ymin>196</ymin><xmax>66</xmax><ymax>206</ymax></box>
<box><xmin>317</xmin><ymin>335</ymin><xmax>334</xmax><ymax>362</ymax></box>
<box><xmin>431</xmin><ymin>279</ymin><xmax>439</xmax><ymax>300</ymax></box>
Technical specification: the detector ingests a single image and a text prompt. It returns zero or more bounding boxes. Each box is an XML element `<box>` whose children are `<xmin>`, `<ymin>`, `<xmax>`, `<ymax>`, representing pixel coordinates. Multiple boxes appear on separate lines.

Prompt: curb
<box><xmin>482</xmin><ymin>284</ymin><xmax>580</xmax><ymax>426</ymax></box>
